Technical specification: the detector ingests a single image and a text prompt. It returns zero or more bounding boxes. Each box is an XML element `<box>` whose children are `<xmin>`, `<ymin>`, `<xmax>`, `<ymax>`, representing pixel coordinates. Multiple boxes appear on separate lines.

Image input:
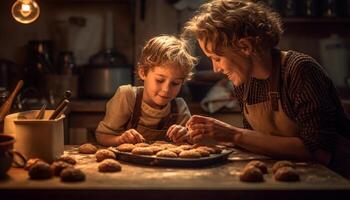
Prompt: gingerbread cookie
<box><xmin>95</xmin><ymin>149</ymin><xmax>116</xmax><ymax>162</ymax></box>
<box><xmin>50</xmin><ymin>161</ymin><xmax>73</xmax><ymax>176</ymax></box>
<box><xmin>60</xmin><ymin>167</ymin><xmax>86</xmax><ymax>182</ymax></box>
<box><xmin>131</xmin><ymin>147</ymin><xmax>154</xmax><ymax>155</ymax></box>
<box><xmin>29</xmin><ymin>162</ymin><xmax>53</xmax><ymax>180</ymax></box>
<box><xmin>57</xmin><ymin>155</ymin><xmax>76</xmax><ymax>165</ymax></box>
<box><xmin>245</xmin><ymin>160</ymin><xmax>268</xmax><ymax>174</ymax></box>
<box><xmin>156</xmin><ymin>150</ymin><xmax>178</xmax><ymax>158</ymax></box>
<box><xmin>274</xmin><ymin>166</ymin><xmax>300</xmax><ymax>182</ymax></box>
<box><xmin>179</xmin><ymin>150</ymin><xmax>201</xmax><ymax>158</ymax></box>
<box><xmin>272</xmin><ymin>160</ymin><xmax>295</xmax><ymax>174</ymax></box>
<box><xmin>239</xmin><ymin>165</ymin><xmax>264</xmax><ymax>182</ymax></box>
<box><xmin>117</xmin><ymin>143</ymin><xmax>136</xmax><ymax>152</ymax></box>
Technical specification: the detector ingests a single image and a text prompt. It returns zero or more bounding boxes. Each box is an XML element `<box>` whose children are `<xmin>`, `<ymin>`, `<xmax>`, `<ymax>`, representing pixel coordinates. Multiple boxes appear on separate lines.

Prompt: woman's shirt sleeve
<box><xmin>287</xmin><ymin>60</ymin><xmax>338</xmax><ymax>153</ymax></box>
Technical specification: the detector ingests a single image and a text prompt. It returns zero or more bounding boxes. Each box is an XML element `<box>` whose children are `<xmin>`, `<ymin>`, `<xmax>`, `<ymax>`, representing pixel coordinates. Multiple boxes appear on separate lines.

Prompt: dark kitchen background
<box><xmin>1</xmin><ymin>0</ymin><xmax>350</xmax><ymax>144</ymax></box>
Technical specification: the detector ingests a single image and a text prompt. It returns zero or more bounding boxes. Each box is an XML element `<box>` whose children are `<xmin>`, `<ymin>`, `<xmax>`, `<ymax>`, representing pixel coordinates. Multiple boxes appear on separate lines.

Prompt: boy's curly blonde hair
<box><xmin>182</xmin><ymin>0</ymin><xmax>283</xmax><ymax>55</ymax></box>
<box><xmin>137</xmin><ymin>35</ymin><xmax>198</xmax><ymax>80</ymax></box>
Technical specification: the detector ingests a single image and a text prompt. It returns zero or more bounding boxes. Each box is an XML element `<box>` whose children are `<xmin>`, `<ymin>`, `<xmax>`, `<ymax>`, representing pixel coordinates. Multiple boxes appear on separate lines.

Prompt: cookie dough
<box><xmin>239</xmin><ymin>165</ymin><xmax>264</xmax><ymax>182</ymax></box>
<box><xmin>117</xmin><ymin>143</ymin><xmax>136</xmax><ymax>152</ymax></box>
<box><xmin>98</xmin><ymin>159</ymin><xmax>122</xmax><ymax>172</ymax></box>
<box><xmin>28</xmin><ymin>162</ymin><xmax>53</xmax><ymax>180</ymax></box>
<box><xmin>95</xmin><ymin>149</ymin><xmax>116</xmax><ymax>162</ymax></box>
<box><xmin>50</xmin><ymin>161</ymin><xmax>73</xmax><ymax>176</ymax></box>
<box><xmin>131</xmin><ymin>147</ymin><xmax>154</xmax><ymax>155</ymax></box>
<box><xmin>245</xmin><ymin>160</ymin><xmax>268</xmax><ymax>174</ymax></box>
<box><xmin>272</xmin><ymin>160</ymin><xmax>295</xmax><ymax>174</ymax></box>
<box><xmin>78</xmin><ymin>143</ymin><xmax>98</xmax><ymax>154</ymax></box>
<box><xmin>60</xmin><ymin>167</ymin><xmax>86</xmax><ymax>182</ymax></box>
<box><xmin>57</xmin><ymin>155</ymin><xmax>76</xmax><ymax>165</ymax></box>
<box><xmin>274</xmin><ymin>166</ymin><xmax>300</xmax><ymax>182</ymax></box>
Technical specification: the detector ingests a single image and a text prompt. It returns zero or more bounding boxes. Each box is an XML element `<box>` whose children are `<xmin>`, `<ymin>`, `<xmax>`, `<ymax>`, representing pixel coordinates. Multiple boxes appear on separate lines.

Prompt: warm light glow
<box><xmin>11</xmin><ymin>0</ymin><xmax>40</xmax><ymax>24</ymax></box>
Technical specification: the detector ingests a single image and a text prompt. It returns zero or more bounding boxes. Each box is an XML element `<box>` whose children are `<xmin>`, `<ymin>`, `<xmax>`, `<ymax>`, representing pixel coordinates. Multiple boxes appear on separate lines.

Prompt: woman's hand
<box><xmin>186</xmin><ymin>115</ymin><xmax>237</xmax><ymax>143</ymax></box>
<box><xmin>166</xmin><ymin>125</ymin><xmax>188</xmax><ymax>143</ymax></box>
<box><xmin>118</xmin><ymin>129</ymin><xmax>145</xmax><ymax>144</ymax></box>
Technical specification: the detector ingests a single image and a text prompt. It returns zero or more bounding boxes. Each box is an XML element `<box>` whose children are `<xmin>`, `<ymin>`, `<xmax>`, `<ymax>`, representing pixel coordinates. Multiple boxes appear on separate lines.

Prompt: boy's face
<box><xmin>139</xmin><ymin>65</ymin><xmax>185</xmax><ymax>109</ymax></box>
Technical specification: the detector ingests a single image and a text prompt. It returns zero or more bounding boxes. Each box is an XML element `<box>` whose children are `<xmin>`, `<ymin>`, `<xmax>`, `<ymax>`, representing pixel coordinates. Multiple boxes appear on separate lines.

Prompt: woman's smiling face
<box><xmin>198</xmin><ymin>39</ymin><xmax>253</xmax><ymax>86</ymax></box>
<box><xmin>139</xmin><ymin>65</ymin><xmax>185</xmax><ymax>109</ymax></box>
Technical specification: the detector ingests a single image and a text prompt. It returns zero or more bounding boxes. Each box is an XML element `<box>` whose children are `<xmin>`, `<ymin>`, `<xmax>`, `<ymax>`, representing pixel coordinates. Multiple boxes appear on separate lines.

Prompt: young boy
<box><xmin>95</xmin><ymin>35</ymin><xmax>197</xmax><ymax>146</ymax></box>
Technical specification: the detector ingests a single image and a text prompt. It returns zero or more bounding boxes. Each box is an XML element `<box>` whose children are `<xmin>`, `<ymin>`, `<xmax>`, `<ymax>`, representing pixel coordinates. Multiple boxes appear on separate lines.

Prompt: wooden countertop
<box><xmin>1</xmin><ymin>146</ymin><xmax>349</xmax><ymax>200</ymax></box>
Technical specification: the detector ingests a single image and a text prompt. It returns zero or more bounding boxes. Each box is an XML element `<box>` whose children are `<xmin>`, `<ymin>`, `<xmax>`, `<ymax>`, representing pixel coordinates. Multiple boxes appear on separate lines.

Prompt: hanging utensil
<box><xmin>0</xmin><ymin>80</ymin><xmax>24</xmax><ymax>122</ymax></box>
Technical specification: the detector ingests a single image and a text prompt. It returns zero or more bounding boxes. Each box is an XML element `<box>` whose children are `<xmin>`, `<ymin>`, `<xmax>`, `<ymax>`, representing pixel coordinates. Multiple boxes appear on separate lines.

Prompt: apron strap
<box><xmin>269</xmin><ymin>48</ymin><xmax>282</xmax><ymax>111</ymax></box>
<box><xmin>127</xmin><ymin>87</ymin><xmax>143</xmax><ymax>129</ymax></box>
<box><xmin>157</xmin><ymin>99</ymin><xmax>178</xmax><ymax>130</ymax></box>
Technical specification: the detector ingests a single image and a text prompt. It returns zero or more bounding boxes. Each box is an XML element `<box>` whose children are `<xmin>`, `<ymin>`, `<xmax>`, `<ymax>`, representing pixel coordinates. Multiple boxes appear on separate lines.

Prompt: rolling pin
<box><xmin>0</xmin><ymin>80</ymin><xmax>24</xmax><ymax>122</ymax></box>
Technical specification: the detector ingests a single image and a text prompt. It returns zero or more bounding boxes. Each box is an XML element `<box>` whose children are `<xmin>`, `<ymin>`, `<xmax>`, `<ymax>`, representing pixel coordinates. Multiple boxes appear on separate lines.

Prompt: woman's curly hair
<box><xmin>182</xmin><ymin>0</ymin><xmax>283</xmax><ymax>55</ymax></box>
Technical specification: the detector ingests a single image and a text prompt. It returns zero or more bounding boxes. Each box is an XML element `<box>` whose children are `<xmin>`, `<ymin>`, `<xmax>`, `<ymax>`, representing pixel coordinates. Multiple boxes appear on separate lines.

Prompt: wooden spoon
<box><xmin>0</xmin><ymin>80</ymin><xmax>24</xmax><ymax>121</ymax></box>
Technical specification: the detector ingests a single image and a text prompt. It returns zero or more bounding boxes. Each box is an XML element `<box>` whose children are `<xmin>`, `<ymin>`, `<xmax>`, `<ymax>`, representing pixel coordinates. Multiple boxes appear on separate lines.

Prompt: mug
<box><xmin>0</xmin><ymin>134</ymin><xmax>26</xmax><ymax>177</ymax></box>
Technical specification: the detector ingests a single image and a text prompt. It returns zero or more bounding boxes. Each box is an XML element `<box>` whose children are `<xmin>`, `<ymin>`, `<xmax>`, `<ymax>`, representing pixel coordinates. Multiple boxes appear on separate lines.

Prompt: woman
<box><xmin>172</xmin><ymin>0</ymin><xmax>350</xmax><ymax>178</ymax></box>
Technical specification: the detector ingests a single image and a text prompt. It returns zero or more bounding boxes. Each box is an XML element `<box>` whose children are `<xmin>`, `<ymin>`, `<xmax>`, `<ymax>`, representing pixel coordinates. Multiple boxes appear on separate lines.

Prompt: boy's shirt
<box><xmin>96</xmin><ymin>84</ymin><xmax>191</xmax><ymax>136</ymax></box>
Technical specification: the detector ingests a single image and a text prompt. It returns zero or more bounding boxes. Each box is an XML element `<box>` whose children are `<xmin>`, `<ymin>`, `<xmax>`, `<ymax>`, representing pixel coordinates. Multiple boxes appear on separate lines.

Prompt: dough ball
<box><xmin>28</xmin><ymin>162</ymin><xmax>53</xmax><ymax>180</ymax></box>
<box><xmin>50</xmin><ymin>161</ymin><xmax>73</xmax><ymax>176</ymax></box>
<box><xmin>274</xmin><ymin>167</ymin><xmax>300</xmax><ymax>182</ymax></box>
<box><xmin>179</xmin><ymin>150</ymin><xmax>201</xmax><ymax>158</ymax></box>
<box><xmin>95</xmin><ymin>149</ymin><xmax>116</xmax><ymax>162</ymax></box>
<box><xmin>272</xmin><ymin>160</ymin><xmax>295</xmax><ymax>174</ymax></box>
<box><xmin>245</xmin><ymin>160</ymin><xmax>268</xmax><ymax>174</ymax></box>
<box><xmin>117</xmin><ymin>143</ymin><xmax>136</xmax><ymax>152</ymax></box>
<box><xmin>156</xmin><ymin>150</ymin><xmax>178</xmax><ymax>158</ymax></box>
<box><xmin>239</xmin><ymin>165</ymin><xmax>264</xmax><ymax>182</ymax></box>
<box><xmin>25</xmin><ymin>158</ymin><xmax>44</xmax><ymax>171</ymax></box>
<box><xmin>78</xmin><ymin>143</ymin><xmax>98</xmax><ymax>154</ymax></box>
<box><xmin>131</xmin><ymin>147</ymin><xmax>154</xmax><ymax>155</ymax></box>
<box><xmin>57</xmin><ymin>155</ymin><xmax>76</xmax><ymax>165</ymax></box>
<box><xmin>60</xmin><ymin>167</ymin><xmax>86</xmax><ymax>182</ymax></box>
<box><xmin>98</xmin><ymin>159</ymin><xmax>122</xmax><ymax>172</ymax></box>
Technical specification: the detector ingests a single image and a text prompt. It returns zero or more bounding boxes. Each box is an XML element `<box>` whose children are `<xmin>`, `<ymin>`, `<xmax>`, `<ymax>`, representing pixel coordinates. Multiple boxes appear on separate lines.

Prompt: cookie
<box><xmin>57</xmin><ymin>155</ymin><xmax>76</xmax><ymax>165</ymax></box>
<box><xmin>131</xmin><ymin>147</ymin><xmax>154</xmax><ymax>155</ymax></box>
<box><xmin>194</xmin><ymin>148</ymin><xmax>210</xmax><ymax>157</ymax></box>
<box><xmin>50</xmin><ymin>161</ymin><xmax>73</xmax><ymax>176</ymax></box>
<box><xmin>245</xmin><ymin>160</ymin><xmax>268</xmax><ymax>174</ymax></box>
<box><xmin>25</xmin><ymin>158</ymin><xmax>44</xmax><ymax>171</ymax></box>
<box><xmin>60</xmin><ymin>167</ymin><xmax>86</xmax><ymax>182</ymax></box>
<box><xmin>156</xmin><ymin>150</ymin><xmax>178</xmax><ymax>158</ymax></box>
<box><xmin>178</xmin><ymin>144</ymin><xmax>192</xmax><ymax>150</ymax></box>
<box><xmin>239</xmin><ymin>165</ymin><xmax>264</xmax><ymax>182</ymax></box>
<box><xmin>135</xmin><ymin>143</ymin><xmax>150</xmax><ymax>147</ymax></box>
<box><xmin>29</xmin><ymin>162</ymin><xmax>53</xmax><ymax>180</ymax></box>
<box><xmin>272</xmin><ymin>160</ymin><xmax>295</xmax><ymax>174</ymax></box>
<box><xmin>117</xmin><ymin>143</ymin><xmax>136</xmax><ymax>152</ymax></box>
<box><xmin>167</xmin><ymin>147</ymin><xmax>183</xmax><ymax>155</ymax></box>
<box><xmin>274</xmin><ymin>166</ymin><xmax>300</xmax><ymax>182</ymax></box>
<box><xmin>98</xmin><ymin>159</ymin><xmax>122</xmax><ymax>172</ymax></box>
<box><xmin>95</xmin><ymin>149</ymin><xmax>116</xmax><ymax>162</ymax></box>
<box><xmin>78</xmin><ymin>143</ymin><xmax>98</xmax><ymax>154</ymax></box>
<box><xmin>161</xmin><ymin>144</ymin><xmax>177</xmax><ymax>150</ymax></box>
<box><xmin>179</xmin><ymin>150</ymin><xmax>201</xmax><ymax>158</ymax></box>
<box><xmin>148</xmin><ymin>146</ymin><xmax>164</xmax><ymax>154</ymax></box>
<box><xmin>152</xmin><ymin>141</ymin><xmax>169</xmax><ymax>146</ymax></box>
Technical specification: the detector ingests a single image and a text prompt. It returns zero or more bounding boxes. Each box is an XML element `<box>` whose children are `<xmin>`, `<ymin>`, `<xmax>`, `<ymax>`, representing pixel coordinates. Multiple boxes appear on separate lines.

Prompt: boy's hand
<box><xmin>166</xmin><ymin>125</ymin><xmax>188</xmax><ymax>143</ymax></box>
<box><xmin>118</xmin><ymin>129</ymin><xmax>145</xmax><ymax>144</ymax></box>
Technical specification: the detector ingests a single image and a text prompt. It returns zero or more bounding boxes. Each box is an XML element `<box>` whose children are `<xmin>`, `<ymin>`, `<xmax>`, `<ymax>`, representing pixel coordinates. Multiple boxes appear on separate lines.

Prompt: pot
<box><xmin>81</xmin><ymin>64</ymin><xmax>132</xmax><ymax>98</ymax></box>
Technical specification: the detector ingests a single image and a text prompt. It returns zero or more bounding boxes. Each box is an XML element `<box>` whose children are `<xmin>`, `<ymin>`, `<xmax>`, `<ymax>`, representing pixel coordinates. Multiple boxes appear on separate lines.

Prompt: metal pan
<box><xmin>113</xmin><ymin>149</ymin><xmax>234</xmax><ymax>168</ymax></box>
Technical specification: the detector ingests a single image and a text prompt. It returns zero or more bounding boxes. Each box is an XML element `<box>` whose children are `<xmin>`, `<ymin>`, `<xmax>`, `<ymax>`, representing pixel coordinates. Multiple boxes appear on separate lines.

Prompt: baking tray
<box><xmin>111</xmin><ymin>148</ymin><xmax>234</xmax><ymax>167</ymax></box>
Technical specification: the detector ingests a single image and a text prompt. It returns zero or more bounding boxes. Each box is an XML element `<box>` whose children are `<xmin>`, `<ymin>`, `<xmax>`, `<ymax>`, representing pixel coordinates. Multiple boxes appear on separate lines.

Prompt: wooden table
<box><xmin>1</xmin><ymin>146</ymin><xmax>349</xmax><ymax>200</ymax></box>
